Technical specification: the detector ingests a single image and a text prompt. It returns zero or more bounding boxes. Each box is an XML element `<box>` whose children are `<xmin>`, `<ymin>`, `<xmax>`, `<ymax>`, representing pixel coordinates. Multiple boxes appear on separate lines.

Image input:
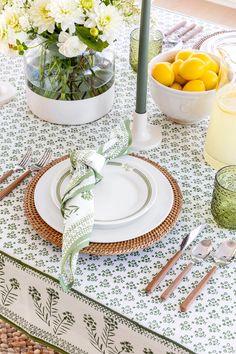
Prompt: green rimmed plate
<box><xmin>51</xmin><ymin>160</ymin><xmax>157</xmax><ymax>229</ymax></box>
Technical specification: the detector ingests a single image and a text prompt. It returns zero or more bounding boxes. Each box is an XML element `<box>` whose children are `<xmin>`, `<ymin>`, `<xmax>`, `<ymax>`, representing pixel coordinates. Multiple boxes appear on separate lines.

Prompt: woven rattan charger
<box><xmin>193</xmin><ymin>30</ymin><xmax>236</xmax><ymax>49</ymax></box>
<box><xmin>24</xmin><ymin>155</ymin><xmax>182</xmax><ymax>255</ymax></box>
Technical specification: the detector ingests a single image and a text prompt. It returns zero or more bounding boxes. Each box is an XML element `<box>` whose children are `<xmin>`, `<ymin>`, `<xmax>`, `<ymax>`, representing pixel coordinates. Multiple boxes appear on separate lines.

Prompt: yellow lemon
<box><xmin>170</xmin><ymin>82</ymin><xmax>182</xmax><ymax>90</ymax></box>
<box><xmin>191</xmin><ymin>52</ymin><xmax>219</xmax><ymax>73</ymax></box>
<box><xmin>191</xmin><ymin>53</ymin><xmax>212</xmax><ymax>66</ymax></box>
<box><xmin>171</xmin><ymin>60</ymin><xmax>187</xmax><ymax>85</ymax></box>
<box><xmin>175</xmin><ymin>50</ymin><xmax>194</xmax><ymax>61</ymax></box>
<box><xmin>152</xmin><ymin>62</ymin><xmax>175</xmax><ymax>86</ymax></box>
<box><xmin>183</xmin><ymin>80</ymin><xmax>205</xmax><ymax>92</ymax></box>
<box><xmin>199</xmin><ymin>70</ymin><xmax>218</xmax><ymax>90</ymax></box>
<box><xmin>179</xmin><ymin>58</ymin><xmax>206</xmax><ymax>80</ymax></box>
<box><xmin>208</xmin><ymin>58</ymin><xmax>219</xmax><ymax>74</ymax></box>
<box><xmin>172</xmin><ymin>59</ymin><xmax>183</xmax><ymax>74</ymax></box>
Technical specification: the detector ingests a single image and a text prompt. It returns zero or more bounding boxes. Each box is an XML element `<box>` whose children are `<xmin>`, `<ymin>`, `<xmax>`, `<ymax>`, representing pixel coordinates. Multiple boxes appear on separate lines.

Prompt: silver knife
<box><xmin>145</xmin><ymin>224</ymin><xmax>206</xmax><ymax>294</ymax></box>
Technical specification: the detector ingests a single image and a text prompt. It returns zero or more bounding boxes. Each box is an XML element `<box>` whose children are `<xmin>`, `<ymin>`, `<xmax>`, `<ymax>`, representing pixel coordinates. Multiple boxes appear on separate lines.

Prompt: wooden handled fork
<box><xmin>0</xmin><ymin>148</ymin><xmax>52</xmax><ymax>200</ymax></box>
<box><xmin>0</xmin><ymin>148</ymin><xmax>32</xmax><ymax>184</ymax></box>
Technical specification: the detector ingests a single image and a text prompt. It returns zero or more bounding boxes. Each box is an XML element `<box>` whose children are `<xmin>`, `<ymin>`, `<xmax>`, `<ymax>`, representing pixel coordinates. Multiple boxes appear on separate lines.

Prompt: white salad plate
<box><xmin>34</xmin><ymin>155</ymin><xmax>174</xmax><ymax>243</ymax></box>
<box><xmin>51</xmin><ymin>160</ymin><xmax>157</xmax><ymax>228</ymax></box>
<box><xmin>0</xmin><ymin>82</ymin><xmax>16</xmax><ymax>106</ymax></box>
<box><xmin>200</xmin><ymin>32</ymin><xmax>236</xmax><ymax>71</ymax></box>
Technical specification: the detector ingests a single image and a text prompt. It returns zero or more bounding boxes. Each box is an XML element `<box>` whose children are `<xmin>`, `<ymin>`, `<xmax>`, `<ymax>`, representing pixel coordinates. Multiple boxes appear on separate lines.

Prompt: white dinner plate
<box><xmin>200</xmin><ymin>32</ymin><xmax>236</xmax><ymax>71</ymax></box>
<box><xmin>34</xmin><ymin>155</ymin><xmax>174</xmax><ymax>243</ymax></box>
<box><xmin>0</xmin><ymin>82</ymin><xmax>16</xmax><ymax>106</ymax></box>
<box><xmin>51</xmin><ymin>160</ymin><xmax>156</xmax><ymax>228</ymax></box>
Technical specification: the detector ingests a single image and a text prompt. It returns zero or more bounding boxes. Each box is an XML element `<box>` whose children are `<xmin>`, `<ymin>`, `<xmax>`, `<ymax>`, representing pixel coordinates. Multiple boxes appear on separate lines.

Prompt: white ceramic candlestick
<box><xmin>132</xmin><ymin>112</ymin><xmax>162</xmax><ymax>151</ymax></box>
<box><xmin>131</xmin><ymin>0</ymin><xmax>162</xmax><ymax>151</ymax></box>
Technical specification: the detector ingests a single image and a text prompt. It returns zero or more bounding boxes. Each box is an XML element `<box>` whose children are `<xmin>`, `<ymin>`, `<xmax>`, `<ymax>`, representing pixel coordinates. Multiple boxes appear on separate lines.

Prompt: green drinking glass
<box><xmin>211</xmin><ymin>165</ymin><xmax>236</xmax><ymax>229</ymax></box>
<box><xmin>129</xmin><ymin>27</ymin><xmax>163</xmax><ymax>72</ymax></box>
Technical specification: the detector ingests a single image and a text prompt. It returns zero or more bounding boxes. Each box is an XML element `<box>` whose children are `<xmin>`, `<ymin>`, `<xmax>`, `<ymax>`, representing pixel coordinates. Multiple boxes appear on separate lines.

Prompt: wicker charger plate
<box><xmin>24</xmin><ymin>155</ymin><xmax>183</xmax><ymax>255</ymax></box>
<box><xmin>193</xmin><ymin>30</ymin><xmax>236</xmax><ymax>49</ymax></box>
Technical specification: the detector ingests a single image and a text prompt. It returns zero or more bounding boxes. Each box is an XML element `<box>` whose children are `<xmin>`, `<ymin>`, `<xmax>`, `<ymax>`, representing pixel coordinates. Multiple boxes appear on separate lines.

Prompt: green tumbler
<box><xmin>211</xmin><ymin>165</ymin><xmax>236</xmax><ymax>229</ymax></box>
<box><xmin>129</xmin><ymin>27</ymin><xmax>163</xmax><ymax>72</ymax></box>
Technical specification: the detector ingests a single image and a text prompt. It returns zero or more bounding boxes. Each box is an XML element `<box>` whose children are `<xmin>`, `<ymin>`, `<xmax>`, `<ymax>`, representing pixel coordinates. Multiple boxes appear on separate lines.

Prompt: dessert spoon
<box><xmin>180</xmin><ymin>239</ymin><xmax>236</xmax><ymax>311</ymax></box>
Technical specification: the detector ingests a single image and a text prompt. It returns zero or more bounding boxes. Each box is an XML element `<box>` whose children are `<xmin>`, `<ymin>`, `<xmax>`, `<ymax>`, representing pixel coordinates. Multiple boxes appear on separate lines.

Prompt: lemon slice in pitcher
<box><xmin>218</xmin><ymin>91</ymin><xmax>236</xmax><ymax>114</ymax></box>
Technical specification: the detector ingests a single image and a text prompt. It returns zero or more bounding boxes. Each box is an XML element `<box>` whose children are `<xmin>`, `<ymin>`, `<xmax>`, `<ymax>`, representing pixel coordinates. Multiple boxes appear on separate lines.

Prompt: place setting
<box><xmin>23</xmin><ymin>126</ymin><xmax>182</xmax><ymax>256</ymax></box>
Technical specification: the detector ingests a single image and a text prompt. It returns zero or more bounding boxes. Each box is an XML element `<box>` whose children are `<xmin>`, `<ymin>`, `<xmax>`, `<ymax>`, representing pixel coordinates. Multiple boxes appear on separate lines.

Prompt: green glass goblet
<box><xmin>211</xmin><ymin>165</ymin><xmax>236</xmax><ymax>229</ymax></box>
<box><xmin>130</xmin><ymin>27</ymin><xmax>163</xmax><ymax>72</ymax></box>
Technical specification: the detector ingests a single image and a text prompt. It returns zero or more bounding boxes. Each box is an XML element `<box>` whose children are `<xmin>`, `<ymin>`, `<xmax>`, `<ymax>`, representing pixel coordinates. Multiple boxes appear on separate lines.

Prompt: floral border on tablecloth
<box><xmin>0</xmin><ymin>249</ymin><xmax>194</xmax><ymax>354</ymax></box>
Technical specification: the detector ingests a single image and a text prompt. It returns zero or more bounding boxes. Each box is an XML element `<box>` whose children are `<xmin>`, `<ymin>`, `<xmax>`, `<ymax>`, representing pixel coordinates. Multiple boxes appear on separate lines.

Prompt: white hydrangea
<box><xmin>48</xmin><ymin>0</ymin><xmax>85</xmax><ymax>34</ymax></box>
<box><xmin>29</xmin><ymin>0</ymin><xmax>55</xmax><ymax>34</ymax></box>
<box><xmin>57</xmin><ymin>31</ymin><xmax>86</xmax><ymax>57</ymax></box>
<box><xmin>84</xmin><ymin>3</ymin><xmax>122</xmax><ymax>44</ymax></box>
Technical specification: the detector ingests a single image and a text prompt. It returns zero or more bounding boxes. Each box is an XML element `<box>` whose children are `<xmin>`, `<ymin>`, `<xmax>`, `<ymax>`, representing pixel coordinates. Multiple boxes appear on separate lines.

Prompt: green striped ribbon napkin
<box><xmin>60</xmin><ymin>120</ymin><xmax>132</xmax><ymax>290</ymax></box>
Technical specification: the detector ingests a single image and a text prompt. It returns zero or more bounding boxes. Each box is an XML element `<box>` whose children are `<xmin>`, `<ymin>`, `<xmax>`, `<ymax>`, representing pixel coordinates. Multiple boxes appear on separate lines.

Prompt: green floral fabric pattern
<box><xmin>0</xmin><ymin>7</ymin><xmax>235</xmax><ymax>354</ymax></box>
<box><xmin>0</xmin><ymin>252</ymin><xmax>192</xmax><ymax>354</ymax></box>
<box><xmin>60</xmin><ymin>120</ymin><xmax>131</xmax><ymax>290</ymax></box>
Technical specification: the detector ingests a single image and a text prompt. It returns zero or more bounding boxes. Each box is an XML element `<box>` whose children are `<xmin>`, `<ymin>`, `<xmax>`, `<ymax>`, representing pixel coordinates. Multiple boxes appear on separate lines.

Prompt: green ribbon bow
<box><xmin>60</xmin><ymin>120</ymin><xmax>132</xmax><ymax>290</ymax></box>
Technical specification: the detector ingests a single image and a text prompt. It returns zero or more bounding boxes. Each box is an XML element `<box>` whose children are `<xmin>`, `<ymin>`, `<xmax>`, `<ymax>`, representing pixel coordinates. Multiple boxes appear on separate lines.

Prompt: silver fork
<box><xmin>0</xmin><ymin>148</ymin><xmax>52</xmax><ymax>200</ymax></box>
<box><xmin>0</xmin><ymin>148</ymin><xmax>32</xmax><ymax>184</ymax></box>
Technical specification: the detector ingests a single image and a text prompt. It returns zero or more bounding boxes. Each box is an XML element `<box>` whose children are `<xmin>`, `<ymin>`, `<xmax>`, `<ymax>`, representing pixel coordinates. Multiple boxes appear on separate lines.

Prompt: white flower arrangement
<box><xmin>0</xmin><ymin>0</ymin><xmax>139</xmax><ymax>101</ymax></box>
<box><xmin>0</xmin><ymin>0</ymin><xmax>139</xmax><ymax>57</ymax></box>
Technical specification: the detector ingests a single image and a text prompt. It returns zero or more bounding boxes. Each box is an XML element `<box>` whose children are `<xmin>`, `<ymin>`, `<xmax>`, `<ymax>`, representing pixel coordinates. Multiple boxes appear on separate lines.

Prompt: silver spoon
<box><xmin>180</xmin><ymin>239</ymin><xmax>236</xmax><ymax>312</ymax></box>
<box><xmin>160</xmin><ymin>239</ymin><xmax>212</xmax><ymax>301</ymax></box>
<box><xmin>164</xmin><ymin>23</ymin><xmax>196</xmax><ymax>47</ymax></box>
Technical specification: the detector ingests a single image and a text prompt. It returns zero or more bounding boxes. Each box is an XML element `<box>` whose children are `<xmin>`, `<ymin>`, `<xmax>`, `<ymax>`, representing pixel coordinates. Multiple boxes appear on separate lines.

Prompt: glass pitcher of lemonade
<box><xmin>204</xmin><ymin>49</ymin><xmax>236</xmax><ymax>170</ymax></box>
<box><xmin>204</xmin><ymin>83</ymin><xmax>236</xmax><ymax>169</ymax></box>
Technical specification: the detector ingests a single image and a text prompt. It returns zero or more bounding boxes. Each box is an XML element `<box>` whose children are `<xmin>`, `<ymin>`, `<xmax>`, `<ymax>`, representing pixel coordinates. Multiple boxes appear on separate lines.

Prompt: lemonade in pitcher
<box><xmin>204</xmin><ymin>83</ymin><xmax>236</xmax><ymax>169</ymax></box>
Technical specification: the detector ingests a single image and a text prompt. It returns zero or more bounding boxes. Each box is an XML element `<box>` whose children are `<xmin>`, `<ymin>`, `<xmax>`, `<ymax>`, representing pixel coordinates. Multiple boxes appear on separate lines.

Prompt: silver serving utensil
<box><xmin>180</xmin><ymin>239</ymin><xmax>236</xmax><ymax>311</ymax></box>
<box><xmin>0</xmin><ymin>148</ymin><xmax>52</xmax><ymax>200</ymax></box>
<box><xmin>172</xmin><ymin>26</ymin><xmax>204</xmax><ymax>50</ymax></box>
<box><xmin>163</xmin><ymin>21</ymin><xmax>187</xmax><ymax>46</ymax></box>
<box><xmin>0</xmin><ymin>148</ymin><xmax>32</xmax><ymax>184</ymax></box>
<box><xmin>165</xmin><ymin>23</ymin><xmax>196</xmax><ymax>47</ymax></box>
<box><xmin>145</xmin><ymin>224</ymin><xmax>206</xmax><ymax>294</ymax></box>
<box><xmin>160</xmin><ymin>239</ymin><xmax>212</xmax><ymax>300</ymax></box>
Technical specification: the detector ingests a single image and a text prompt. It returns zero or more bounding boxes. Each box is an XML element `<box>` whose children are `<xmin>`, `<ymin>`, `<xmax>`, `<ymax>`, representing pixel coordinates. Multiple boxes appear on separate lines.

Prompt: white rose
<box><xmin>57</xmin><ymin>31</ymin><xmax>87</xmax><ymax>58</ymax></box>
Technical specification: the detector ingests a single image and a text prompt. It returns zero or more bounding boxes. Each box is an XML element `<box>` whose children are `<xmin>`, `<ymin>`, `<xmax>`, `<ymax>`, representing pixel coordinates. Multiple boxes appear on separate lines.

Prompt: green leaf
<box><xmin>76</xmin><ymin>27</ymin><xmax>109</xmax><ymax>52</ymax></box>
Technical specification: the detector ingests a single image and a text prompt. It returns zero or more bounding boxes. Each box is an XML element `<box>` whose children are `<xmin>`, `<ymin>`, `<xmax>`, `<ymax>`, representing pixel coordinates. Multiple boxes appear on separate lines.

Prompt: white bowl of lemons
<box><xmin>149</xmin><ymin>49</ymin><xmax>234</xmax><ymax>125</ymax></box>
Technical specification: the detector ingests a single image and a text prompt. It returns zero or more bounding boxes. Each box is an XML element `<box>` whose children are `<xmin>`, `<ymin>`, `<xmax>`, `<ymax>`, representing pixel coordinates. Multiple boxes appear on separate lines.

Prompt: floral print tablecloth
<box><xmin>0</xmin><ymin>7</ymin><xmax>235</xmax><ymax>354</ymax></box>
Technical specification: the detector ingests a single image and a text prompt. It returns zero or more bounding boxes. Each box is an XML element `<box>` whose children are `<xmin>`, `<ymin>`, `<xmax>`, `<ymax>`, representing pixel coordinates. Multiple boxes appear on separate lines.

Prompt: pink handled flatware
<box><xmin>181</xmin><ymin>25</ymin><xmax>203</xmax><ymax>43</ymax></box>
<box><xmin>164</xmin><ymin>21</ymin><xmax>187</xmax><ymax>37</ymax></box>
